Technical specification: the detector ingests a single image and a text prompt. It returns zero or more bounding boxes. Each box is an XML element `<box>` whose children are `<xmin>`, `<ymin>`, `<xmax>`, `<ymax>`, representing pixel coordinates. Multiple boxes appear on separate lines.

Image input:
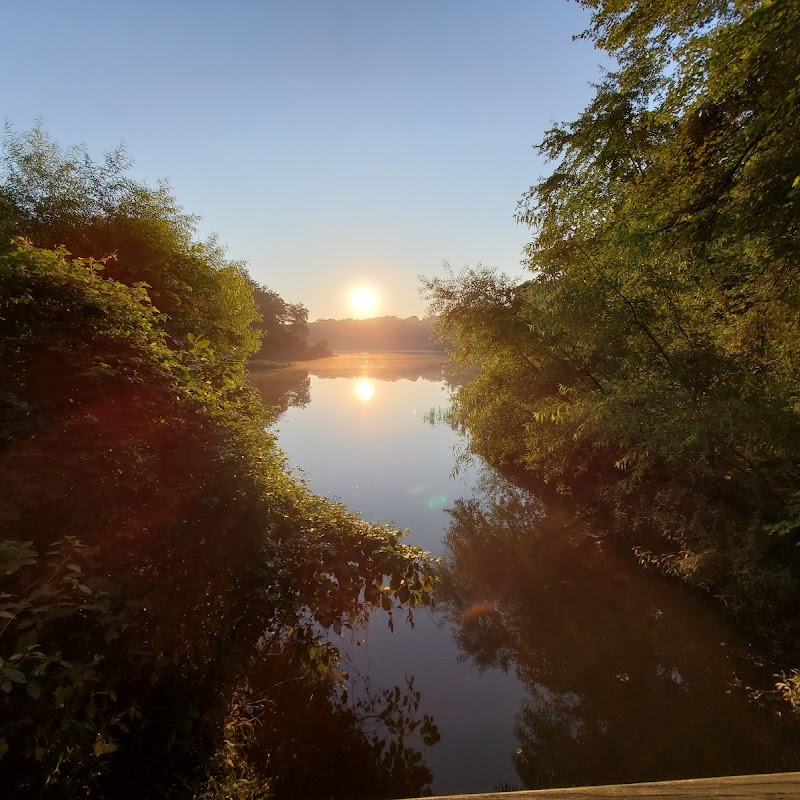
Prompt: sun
<box><xmin>354</xmin><ymin>378</ymin><xmax>375</xmax><ymax>402</ymax></box>
<box><xmin>349</xmin><ymin>286</ymin><xmax>378</xmax><ymax>316</ymax></box>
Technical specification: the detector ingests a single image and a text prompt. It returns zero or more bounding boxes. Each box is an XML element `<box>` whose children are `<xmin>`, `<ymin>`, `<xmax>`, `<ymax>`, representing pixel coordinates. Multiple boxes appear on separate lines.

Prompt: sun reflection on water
<box><xmin>354</xmin><ymin>379</ymin><xmax>375</xmax><ymax>402</ymax></box>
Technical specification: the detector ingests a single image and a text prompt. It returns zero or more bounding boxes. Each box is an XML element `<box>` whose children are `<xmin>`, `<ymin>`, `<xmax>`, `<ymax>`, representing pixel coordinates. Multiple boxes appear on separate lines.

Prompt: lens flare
<box><xmin>426</xmin><ymin>494</ymin><xmax>448</xmax><ymax>509</ymax></box>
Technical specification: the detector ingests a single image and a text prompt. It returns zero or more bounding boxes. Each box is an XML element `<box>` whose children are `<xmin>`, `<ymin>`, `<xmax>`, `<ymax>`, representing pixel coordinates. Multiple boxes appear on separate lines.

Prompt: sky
<box><xmin>2</xmin><ymin>0</ymin><xmax>604</xmax><ymax>320</ymax></box>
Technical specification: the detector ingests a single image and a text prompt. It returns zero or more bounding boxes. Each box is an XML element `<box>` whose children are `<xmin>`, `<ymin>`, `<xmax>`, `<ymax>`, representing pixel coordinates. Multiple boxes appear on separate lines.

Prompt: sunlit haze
<box><xmin>2</xmin><ymin>1</ymin><xmax>605</xmax><ymax>319</ymax></box>
<box><xmin>349</xmin><ymin>286</ymin><xmax>379</xmax><ymax>317</ymax></box>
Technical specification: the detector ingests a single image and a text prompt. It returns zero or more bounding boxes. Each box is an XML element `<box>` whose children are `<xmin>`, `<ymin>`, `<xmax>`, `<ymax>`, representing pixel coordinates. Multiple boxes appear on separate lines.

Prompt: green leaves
<box><xmin>3</xmin><ymin>666</ymin><xmax>26</xmax><ymax>685</ymax></box>
<box><xmin>3</xmin><ymin>126</ymin><xmax>263</xmax><ymax>373</ymax></box>
<box><xmin>0</xmin><ymin>128</ymin><xmax>440</xmax><ymax>798</ymax></box>
<box><xmin>425</xmin><ymin>0</ymin><xmax>800</xmax><ymax>665</ymax></box>
<box><xmin>93</xmin><ymin>735</ymin><xmax>119</xmax><ymax>757</ymax></box>
<box><xmin>0</xmin><ymin>540</ymin><xmax>37</xmax><ymax>576</ymax></box>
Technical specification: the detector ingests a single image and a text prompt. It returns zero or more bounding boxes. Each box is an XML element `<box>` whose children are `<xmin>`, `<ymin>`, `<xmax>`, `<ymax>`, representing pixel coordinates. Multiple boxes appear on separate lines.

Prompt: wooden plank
<box><xmin>407</xmin><ymin>772</ymin><xmax>800</xmax><ymax>799</ymax></box>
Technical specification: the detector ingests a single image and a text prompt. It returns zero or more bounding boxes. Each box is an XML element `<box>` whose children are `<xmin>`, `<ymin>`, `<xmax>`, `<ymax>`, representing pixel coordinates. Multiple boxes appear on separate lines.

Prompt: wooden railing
<box><xmin>407</xmin><ymin>772</ymin><xmax>800</xmax><ymax>799</ymax></box>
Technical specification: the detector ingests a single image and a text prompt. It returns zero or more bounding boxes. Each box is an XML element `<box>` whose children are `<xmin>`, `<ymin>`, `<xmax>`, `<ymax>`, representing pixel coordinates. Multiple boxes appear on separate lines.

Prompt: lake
<box><xmin>249</xmin><ymin>353</ymin><xmax>800</xmax><ymax>797</ymax></box>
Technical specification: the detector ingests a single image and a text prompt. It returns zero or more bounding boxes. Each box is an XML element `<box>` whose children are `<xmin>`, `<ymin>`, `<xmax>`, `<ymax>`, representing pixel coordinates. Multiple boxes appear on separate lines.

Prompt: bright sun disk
<box><xmin>350</xmin><ymin>286</ymin><xmax>378</xmax><ymax>316</ymax></box>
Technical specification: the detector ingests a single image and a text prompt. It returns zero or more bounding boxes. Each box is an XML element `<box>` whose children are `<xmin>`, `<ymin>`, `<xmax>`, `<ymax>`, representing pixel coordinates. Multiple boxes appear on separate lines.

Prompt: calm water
<box><xmin>250</xmin><ymin>354</ymin><xmax>800</xmax><ymax>797</ymax></box>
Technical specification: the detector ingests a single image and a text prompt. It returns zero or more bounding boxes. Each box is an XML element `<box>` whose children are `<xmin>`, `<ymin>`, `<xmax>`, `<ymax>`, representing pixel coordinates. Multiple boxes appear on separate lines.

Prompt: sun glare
<box><xmin>350</xmin><ymin>286</ymin><xmax>378</xmax><ymax>316</ymax></box>
<box><xmin>354</xmin><ymin>379</ymin><xmax>375</xmax><ymax>402</ymax></box>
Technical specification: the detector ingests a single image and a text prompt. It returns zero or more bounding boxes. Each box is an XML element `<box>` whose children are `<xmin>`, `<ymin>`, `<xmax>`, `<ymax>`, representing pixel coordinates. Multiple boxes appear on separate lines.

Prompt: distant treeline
<box><xmin>309</xmin><ymin>315</ymin><xmax>445</xmax><ymax>353</ymax></box>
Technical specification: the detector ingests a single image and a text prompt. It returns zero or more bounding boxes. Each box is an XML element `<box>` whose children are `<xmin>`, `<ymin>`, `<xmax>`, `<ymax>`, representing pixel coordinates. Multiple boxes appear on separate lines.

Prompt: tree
<box><xmin>1</xmin><ymin>125</ymin><xmax>261</xmax><ymax>378</ymax></box>
<box><xmin>251</xmin><ymin>284</ymin><xmax>329</xmax><ymax>361</ymax></box>
<box><xmin>0</xmin><ymin>125</ymin><xmax>436</xmax><ymax>795</ymax></box>
<box><xmin>424</xmin><ymin>0</ymin><xmax>800</xmax><ymax>636</ymax></box>
<box><xmin>0</xmin><ymin>237</ymin><xmax>437</xmax><ymax>798</ymax></box>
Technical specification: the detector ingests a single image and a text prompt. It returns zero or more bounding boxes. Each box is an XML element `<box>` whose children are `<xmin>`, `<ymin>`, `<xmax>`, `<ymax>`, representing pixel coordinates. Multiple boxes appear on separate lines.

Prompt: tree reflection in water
<box><xmin>249</xmin><ymin>353</ymin><xmax>447</xmax><ymax>418</ymax></box>
<box><xmin>438</xmin><ymin>468</ymin><xmax>800</xmax><ymax>789</ymax></box>
<box><xmin>245</xmin><ymin>655</ymin><xmax>439</xmax><ymax>798</ymax></box>
<box><xmin>243</xmin><ymin>361</ymin><xmax>447</xmax><ymax>797</ymax></box>
<box><xmin>253</xmin><ymin>369</ymin><xmax>312</xmax><ymax>415</ymax></box>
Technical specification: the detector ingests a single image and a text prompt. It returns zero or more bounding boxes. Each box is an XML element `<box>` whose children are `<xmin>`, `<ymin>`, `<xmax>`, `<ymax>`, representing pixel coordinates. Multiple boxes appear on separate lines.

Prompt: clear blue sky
<box><xmin>2</xmin><ymin>0</ymin><xmax>603</xmax><ymax>320</ymax></box>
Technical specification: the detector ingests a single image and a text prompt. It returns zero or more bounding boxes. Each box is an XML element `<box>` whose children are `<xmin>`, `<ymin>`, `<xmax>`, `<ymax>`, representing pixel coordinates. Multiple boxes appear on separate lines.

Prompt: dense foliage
<box><xmin>0</xmin><ymin>126</ymin><xmax>260</xmax><ymax>368</ymax></box>
<box><xmin>0</xmin><ymin>133</ymin><xmax>436</xmax><ymax>797</ymax></box>
<box><xmin>251</xmin><ymin>286</ymin><xmax>331</xmax><ymax>363</ymax></box>
<box><xmin>424</xmin><ymin>0</ymin><xmax>800</xmax><ymax>654</ymax></box>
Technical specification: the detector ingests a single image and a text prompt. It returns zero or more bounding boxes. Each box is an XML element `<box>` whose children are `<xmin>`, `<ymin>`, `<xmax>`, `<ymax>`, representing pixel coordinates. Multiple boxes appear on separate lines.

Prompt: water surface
<box><xmin>250</xmin><ymin>354</ymin><xmax>800</xmax><ymax>796</ymax></box>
